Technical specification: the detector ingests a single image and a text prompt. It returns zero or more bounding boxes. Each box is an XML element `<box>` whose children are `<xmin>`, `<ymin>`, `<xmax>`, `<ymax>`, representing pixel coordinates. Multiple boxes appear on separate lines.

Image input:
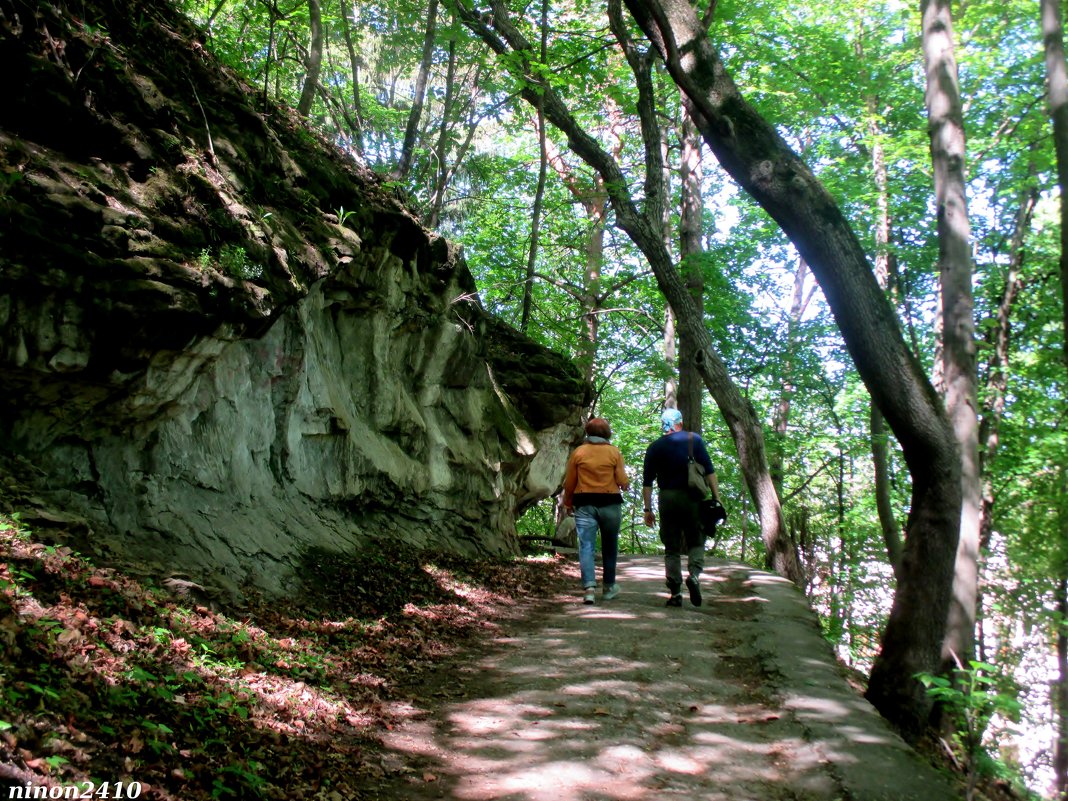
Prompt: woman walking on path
<box><xmin>562</xmin><ymin>418</ymin><xmax>630</xmax><ymax>604</ymax></box>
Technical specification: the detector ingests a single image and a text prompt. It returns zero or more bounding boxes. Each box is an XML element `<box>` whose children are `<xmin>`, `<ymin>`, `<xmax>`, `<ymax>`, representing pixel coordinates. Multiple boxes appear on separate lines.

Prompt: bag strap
<box><xmin>687</xmin><ymin>432</ymin><xmax>694</xmax><ymax>461</ymax></box>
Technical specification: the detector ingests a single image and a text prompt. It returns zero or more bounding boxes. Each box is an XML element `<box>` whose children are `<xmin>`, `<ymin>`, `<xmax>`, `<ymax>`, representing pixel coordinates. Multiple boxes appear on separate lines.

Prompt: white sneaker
<box><xmin>602</xmin><ymin>584</ymin><xmax>620</xmax><ymax>601</ymax></box>
<box><xmin>583</xmin><ymin>586</ymin><xmax>596</xmax><ymax>604</ymax></box>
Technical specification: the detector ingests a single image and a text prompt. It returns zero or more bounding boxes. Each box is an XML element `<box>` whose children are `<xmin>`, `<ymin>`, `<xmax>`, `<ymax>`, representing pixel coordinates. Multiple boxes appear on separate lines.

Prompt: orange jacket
<box><xmin>562</xmin><ymin>441</ymin><xmax>629</xmax><ymax>507</ymax></box>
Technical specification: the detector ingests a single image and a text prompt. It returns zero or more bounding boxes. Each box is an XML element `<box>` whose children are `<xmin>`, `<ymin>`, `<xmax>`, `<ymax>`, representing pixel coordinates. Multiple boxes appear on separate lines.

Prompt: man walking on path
<box><xmin>642</xmin><ymin>408</ymin><xmax>721</xmax><ymax>607</ymax></box>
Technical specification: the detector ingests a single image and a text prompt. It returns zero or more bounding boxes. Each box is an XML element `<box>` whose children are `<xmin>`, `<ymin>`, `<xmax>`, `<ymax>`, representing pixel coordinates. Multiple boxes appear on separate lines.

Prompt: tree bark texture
<box><xmin>1057</xmin><ymin>574</ymin><xmax>1068</xmax><ymax>800</ymax></box>
<box><xmin>921</xmin><ymin>0</ymin><xmax>980</xmax><ymax>676</ymax></box>
<box><xmin>1042</xmin><ymin>0</ymin><xmax>1068</xmax><ymax>371</ymax></box>
<box><xmin>678</xmin><ymin>112</ymin><xmax>705</xmax><ymax>434</ymax></box>
<box><xmin>623</xmin><ymin>0</ymin><xmax>961</xmax><ymax>738</ymax></box>
<box><xmin>297</xmin><ymin>0</ymin><xmax>324</xmax><ymax>118</ymax></box>
<box><xmin>452</xmin><ymin>0</ymin><xmax>803</xmax><ymax>585</ymax></box>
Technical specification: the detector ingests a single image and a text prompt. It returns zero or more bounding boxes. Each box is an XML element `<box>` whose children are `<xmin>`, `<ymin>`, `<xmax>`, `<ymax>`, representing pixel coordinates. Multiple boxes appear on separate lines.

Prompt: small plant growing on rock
<box><xmin>194</xmin><ymin>245</ymin><xmax>263</xmax><ymax>280</ymax></box>
<box><xmin>218</xmin><ymin>244</ymin><xmax>261</xmax><ymax>280</ymax></box>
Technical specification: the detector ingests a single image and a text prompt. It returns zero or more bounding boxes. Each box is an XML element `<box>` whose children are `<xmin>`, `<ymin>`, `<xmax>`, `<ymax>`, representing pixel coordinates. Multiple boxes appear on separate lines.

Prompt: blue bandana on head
<box><xmin>661</xmin><ymin>408</ymin><xmax>683</xmax><ymax>433</ymax></box>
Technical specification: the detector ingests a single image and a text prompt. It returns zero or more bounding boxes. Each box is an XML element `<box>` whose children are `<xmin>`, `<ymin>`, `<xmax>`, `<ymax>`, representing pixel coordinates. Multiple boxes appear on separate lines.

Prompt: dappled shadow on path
<box><xmin>367</xmin><ymin>556</ymin><xmax>886</xmax><ymax>801</ymax></box>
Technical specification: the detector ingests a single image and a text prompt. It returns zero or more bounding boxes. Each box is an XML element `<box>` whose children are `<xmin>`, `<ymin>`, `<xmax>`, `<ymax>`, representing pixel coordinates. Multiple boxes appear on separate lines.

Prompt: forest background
<box><xmin>172</xmin><ymin>0</ymin><xmax>1065</xmax><ymax>797</ymax></box>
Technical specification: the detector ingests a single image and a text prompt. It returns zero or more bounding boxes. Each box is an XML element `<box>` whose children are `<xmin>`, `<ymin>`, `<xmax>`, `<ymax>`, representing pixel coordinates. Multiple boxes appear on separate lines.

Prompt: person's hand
<box><xmin>643</xmin><ymin>510</ymin><xmax>655</xmax><ymax>527</ymax></box>
<box><xmin>564</xmin><ymin>505</ymin><xmax>574</xmax><ymax>516</ymax></box>
<box><xmin>710</xmin><ymin>498</ymin><xmax>727</xmax><ymax>524</ymax></box>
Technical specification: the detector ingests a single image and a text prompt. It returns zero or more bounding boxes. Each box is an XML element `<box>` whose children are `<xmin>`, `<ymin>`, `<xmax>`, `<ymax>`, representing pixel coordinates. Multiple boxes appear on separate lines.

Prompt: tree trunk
<box><xmin>425</xmin><ymin>39</ymin><xmax>457</xmax><ymax>227</ymax></box>
<box><xmin>1042</xmin><ymin>0</ymin><xmax>1068</xmax><ymax>370</ymax></box>
<box><xmin>297</xmin><ymin>0</ymin><xmax>324</xmax><ymax>118</ymax></box>
<box><xmin>395</xmin><ymin>0</ymin><xmax>439</xmax><ymax>180</ymax></box>
<box><xmin>520</xmin><ymin>0</ymin><xmax>550</xmax><ymax>333</ymax></box>
<box><xmin>979</xmin><ymin>189</ymin><xmax>1034</xmax><ymax>553</ymax></box>
<box><xmin>1040</xmin><ymin>9</ymin><xmax>1068</xmax><ymax>778</ymax></box>
<box><xmin>426</xmin><ymin>63</ymin><xmax>482</xmax><ymax>228</ymax></box>
<box><xmin>922</xmin><ymin>0</ymin><xmax>980</xmax><ymax>677</ymax></box>
<box><xmin>622</xmin><ymin>0</ymin><xmax>961</xmax><ymax>739</ymax></box>
<box><xmin>544</xmin><ymin>137</ymin><xmax>615</xmax><ymax>387</ymax></box>
<box><xmin>870</xmin><ymin>407</ymin><xmax>903</xmax><ymax>579</ymax></box>
<box><xmin>678</xmin><ymin>111</ymin><xmax>705</xmax><ymax>434</ymax></box>
<box><xmin>865</xmin><ymin>84</ymin><xmax>903</xmax><ymax>578</ymax></box>
<box><xmin>1057</xmin><ymin>574</ymin><xmax>1068</xmax><ymax>800</ymax></box>
<box><xmin>769</xmin><ymin>257</ymin><xmax>809</xmax><ymax>495</ymax></box>
<box><xmin>337</xmin><ymin>0</ymin><xmax>365</xmax><ymax>155</ymax></box>
<box><xmin>664</xmin><ymin>306</ymin><xmax>678</xmax><ymax>410</ymax></box>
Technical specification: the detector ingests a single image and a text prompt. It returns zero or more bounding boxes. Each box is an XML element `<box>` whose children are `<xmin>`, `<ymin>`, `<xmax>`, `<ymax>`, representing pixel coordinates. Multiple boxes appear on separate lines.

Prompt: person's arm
<box><xmin>614</xmin><ymin>448</ymin><xmax>630</xmax><ymax>492</ymax></box>
<box><xmin>706</xmin><ymin>471</ymin><xmax>720</xmax><ymax>502</ymax></box>
<box><xmin>562</xmin><ymin>453</ymin><xmax>578</xmax><ymax>513</ymax></box>
<box><xmin>641</xmin><ymin>446</ymin><xmax>656</xmax><ymax>526</ymax></box>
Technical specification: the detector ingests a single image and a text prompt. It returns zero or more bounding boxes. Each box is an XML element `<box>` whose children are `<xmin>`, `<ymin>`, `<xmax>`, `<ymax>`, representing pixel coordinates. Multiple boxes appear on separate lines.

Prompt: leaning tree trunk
<box><xmin>623</xmin><ymin>0</ymin><xmax>961</xmax><ymax>740</ymax></box>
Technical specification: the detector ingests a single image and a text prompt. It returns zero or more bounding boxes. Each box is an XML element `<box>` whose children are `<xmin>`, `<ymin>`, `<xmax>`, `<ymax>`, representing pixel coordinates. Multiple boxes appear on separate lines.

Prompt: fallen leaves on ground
<box><xmin>0</xmin><ymin>512</ymin><xmax>570</xmax><ymax>799</ymax></box>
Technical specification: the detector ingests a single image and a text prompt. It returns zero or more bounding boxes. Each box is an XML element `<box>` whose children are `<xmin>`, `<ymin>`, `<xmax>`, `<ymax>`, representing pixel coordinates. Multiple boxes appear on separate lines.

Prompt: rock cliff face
<box><xmin>0</xmin><ymin>0</ymin><xmax>587</xmax><ymax>596</ymax></box>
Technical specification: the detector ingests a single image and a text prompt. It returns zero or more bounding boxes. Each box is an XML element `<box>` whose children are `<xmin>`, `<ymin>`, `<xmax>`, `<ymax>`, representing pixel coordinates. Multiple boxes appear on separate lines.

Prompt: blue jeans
<box><xmin>574</xmin><ymin>504</ymin><xmax>622</xmax><ymax>588</ymax></box>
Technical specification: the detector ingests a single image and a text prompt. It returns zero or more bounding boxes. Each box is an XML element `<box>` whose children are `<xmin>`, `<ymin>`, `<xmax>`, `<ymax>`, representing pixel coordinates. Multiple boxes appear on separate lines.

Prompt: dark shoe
<box><xmin>666</xmin><ymin>593</ymin><xmax>683</xmax><ymax>607</ymax></box>
<box><xmin>685</xmin><ymin>575</ymin><xmax>702</xmax><ymax>607</ymax></box>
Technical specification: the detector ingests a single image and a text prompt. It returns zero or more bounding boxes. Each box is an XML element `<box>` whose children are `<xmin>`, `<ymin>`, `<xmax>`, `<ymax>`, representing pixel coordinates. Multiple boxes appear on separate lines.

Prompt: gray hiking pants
<box><xmin>657</xmin><ymin>488</ymin><xmax>704</xmax><ymax>591</ymax></box>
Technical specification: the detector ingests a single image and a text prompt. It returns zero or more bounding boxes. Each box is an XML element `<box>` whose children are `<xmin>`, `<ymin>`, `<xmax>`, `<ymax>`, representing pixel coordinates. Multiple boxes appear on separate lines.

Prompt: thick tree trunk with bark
<box><xmin>1039</xmin><ymin>10</ymin><xmax>1068</xmax><ymax>779</ymax></box>
<box><xmin>922</xmin><ymin>0</ymin><xmax>980</xmax><ymax>676</ymax></box>
<box><xmin>1042</xmin><ymin>0</ymin><xmax>1068</xmax><ymax>370</ymax></box>
<box><xmin>1057</xmin><ymin>575</ymin><xmax>1068</xmax><ymax>800</ymax></box>
<box><xmin>623</xmin><ymin>0</ymin><xmax>961</xmax><ymax>738</ymax></box>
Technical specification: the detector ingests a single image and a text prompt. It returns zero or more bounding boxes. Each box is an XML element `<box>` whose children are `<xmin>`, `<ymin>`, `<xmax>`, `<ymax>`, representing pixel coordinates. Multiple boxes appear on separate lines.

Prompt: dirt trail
<box><xmin>358</xmin><ymin>555</ymin><xmax>959</xmax><ymax>801</ymax></box>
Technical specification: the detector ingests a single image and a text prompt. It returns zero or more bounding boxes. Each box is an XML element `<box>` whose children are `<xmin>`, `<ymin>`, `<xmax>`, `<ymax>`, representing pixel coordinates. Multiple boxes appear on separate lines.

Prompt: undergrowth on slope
<box><xmin>0</xmin><ymin>513</ymin><xmax>569</xmax><ymax>799</ymax></box>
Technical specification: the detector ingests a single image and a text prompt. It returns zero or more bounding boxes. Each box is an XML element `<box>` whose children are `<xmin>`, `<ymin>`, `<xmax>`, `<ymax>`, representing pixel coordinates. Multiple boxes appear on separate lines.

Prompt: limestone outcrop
<box><xmin>0</xmin><ymin>0</ymin><xmax>587</xmax><ymax>596</ymax></box>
